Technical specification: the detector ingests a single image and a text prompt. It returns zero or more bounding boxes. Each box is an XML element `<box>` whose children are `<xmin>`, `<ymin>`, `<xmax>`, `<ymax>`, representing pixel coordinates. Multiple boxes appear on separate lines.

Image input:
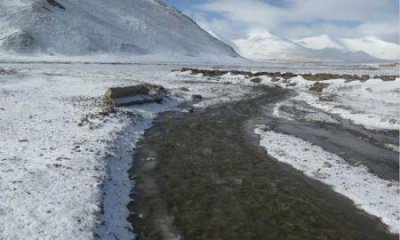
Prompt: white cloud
<box><xmin>354</xmin><ymin>22</ymin><xmax>399</xmax><ymax>42</ymax></box>
<box><xmin>190</xmin><ymin>0</ymin><xmax>399</xmax><ymax>42</ymax></box>
<box><xmin>196</xmin><ymin>0</ymin><xmax>284</xmax><ymax>27</ymax></box>
<box><xmin>289</xmin><ymin>0</ymin><xmax>397</xmax><ymax>22</ymax></box>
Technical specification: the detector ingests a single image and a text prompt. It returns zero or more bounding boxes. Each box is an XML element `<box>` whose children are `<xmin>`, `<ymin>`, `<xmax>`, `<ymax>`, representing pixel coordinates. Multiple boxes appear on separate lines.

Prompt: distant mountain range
<box><xmin>0</xmin><ymin>0</ymin><xmax>238</xmax><ymax>61</ymax></box>
<box><xmin>234</xmin><ymin>32</ymin><xmax>400</xmax><ymax>62</ymax></box>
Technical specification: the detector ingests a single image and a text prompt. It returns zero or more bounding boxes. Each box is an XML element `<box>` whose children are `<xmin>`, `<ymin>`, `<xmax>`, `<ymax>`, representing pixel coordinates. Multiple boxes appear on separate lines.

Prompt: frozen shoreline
<box><xmin>96</xmin><ymin>99</ymin><xmax>181</xmax><ymax>240</ymax></box>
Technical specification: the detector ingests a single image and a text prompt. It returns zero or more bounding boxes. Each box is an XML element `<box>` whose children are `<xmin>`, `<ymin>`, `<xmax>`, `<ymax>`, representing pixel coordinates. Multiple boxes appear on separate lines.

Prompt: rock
<box><xmin>350</xmin><ymin>161</ymin><xmax>362</xmax><ymax>167</ymax></box>
<box><xmin>303</xmin><ymin>73</ymin><xmax>339</xmax><ymax>81</ymax></box>
<box><xmin>250</xmin><ymin>77</ymin><xmax>262</xmax><ymax>84</ymax></box>
<box><xmin>309</xmin><ymin>82</ymin><xmax>329</xmax><ymax>93</ymax></box>
<box><xmin>179</xmin><ymin>87</ymin><xmax>190</xmax><ymax>92</ymax></box>
<box><xmin>282</xmin><ymin>72</ymin><xmax>297</xmax><ymax>80</ymax></box>
<box><xmin>78</xmin><ymin>116</ymin><xmax>89</xmax><ymax>127</ymax></box>
<box><xmin>73</xmin><ymin>145</ymin><xmax>81</xmax><ymax>152</ymax></box>
<box><xmin>53</xmin><ymin>163</ymin><xmax>62</xmax><ymax>168</ymax></box>
<box><xmin>360</xmin><ymin>75</ymin><xmax>370</xmax><ymax>81</ymax></box>
<box><xmin>180</xmin><ymin>68</ymin><xmax>254</xmax><ymax>78</ymax></box>
<box><xmin>192</xmin><ymin>94</ymin><xmax>203</xmax><ymax>101</ymax></box>
<box><xmin>271</xmin><ymin>77</ymin><xmax>280</xmax><ymax>82</ymax></box>
<box><xmin>380</xmin><ymin>63</ymin><xmax>399</xmax><ymax>68</ymax></box>
<box><xmin>103</xmin><ymin>84</ymin><xmax>167</xmax><ymax>107</ymax></box>
<box><xmin>380</xmin><ymin>75</ymin><xmax>396</xmax><ymax>81</ymax></box>
<box><xmin>258</xmin><ymin>125</ymin><xmax>270</xmax><ymax>132</ymax></box>
<box><xmin>176</xmin><ymin>68</ymin><xmax>399</xmax><ymax>84</ymax></box>
<box><xmin>97</xmin><ymin>111</ymin><xmax>110</xmax><ymax>117</ymax></box>
<box><xmin>319</xmin><ymin>95</ymin><xmax>335</xmax><ymax>102</ymax></box>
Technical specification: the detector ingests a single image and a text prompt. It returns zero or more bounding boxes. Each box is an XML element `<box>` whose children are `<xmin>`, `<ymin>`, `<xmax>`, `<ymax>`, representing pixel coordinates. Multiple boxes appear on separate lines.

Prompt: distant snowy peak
<box><xmin>296</xmin><ymin>35</ymin><xmax>400</xmax><ymax>60</ymax></box>
<box><xmin>247</xmin><ymin>31</ymin><xmax>275</xmax><ymax>40</ymax></box>
<box><xmin>234</xmin><ymin>32</ymin><xmax>379</xmax><ymax>62</ymax></box>
<box><xmin>295</xmin><ymin>35</ymin><xmax>346</xmax><ymax>50</ymax></box>
<box><xmin>234</xmin><ymin>31</ymin><xmax>310</xmax><ymax>61</ymax></box>
<box><xmin>340</xmin><ymin>36</ymin><xmax>400</xmax><ymax>60</ymax></box>
<box><xmin>0</xmin><ymin>0</ymin><xmax>239</xmax><ymax>60</ymax></box>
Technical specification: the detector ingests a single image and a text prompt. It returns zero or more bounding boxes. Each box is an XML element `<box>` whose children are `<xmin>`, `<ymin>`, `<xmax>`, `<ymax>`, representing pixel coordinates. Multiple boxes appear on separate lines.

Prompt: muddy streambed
<box><xmin>128</xmin><ymin>86</ymin><xmax>397</xmax><ymax>240</ymax></box>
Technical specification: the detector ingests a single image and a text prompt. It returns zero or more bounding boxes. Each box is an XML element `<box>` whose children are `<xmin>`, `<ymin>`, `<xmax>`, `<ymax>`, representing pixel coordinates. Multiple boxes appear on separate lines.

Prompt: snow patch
<box><xmin>294</xmin><ymin>78</ymin><xmax>400</xmax><ymax>130</ymax></box>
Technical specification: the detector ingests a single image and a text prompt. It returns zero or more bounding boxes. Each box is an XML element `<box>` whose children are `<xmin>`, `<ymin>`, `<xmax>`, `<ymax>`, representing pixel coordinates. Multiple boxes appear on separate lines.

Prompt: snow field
<box><xmin>0</xmin><ymin>63</ymin><xmax>252</xmax><ymax>240</ymax></box>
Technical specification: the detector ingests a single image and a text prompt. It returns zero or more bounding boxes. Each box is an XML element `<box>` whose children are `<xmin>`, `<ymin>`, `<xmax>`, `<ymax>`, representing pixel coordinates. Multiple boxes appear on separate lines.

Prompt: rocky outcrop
<box><xmin>178</xmin><ymin>68</ymin><xmax>398</xmax><ymax>82</ymax></box>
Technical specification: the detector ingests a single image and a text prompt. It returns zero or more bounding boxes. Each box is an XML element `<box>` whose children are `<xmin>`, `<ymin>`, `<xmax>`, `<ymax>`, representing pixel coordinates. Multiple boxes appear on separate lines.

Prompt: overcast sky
<box><xmin>163</xmin><ymin>0</ymin><xmax>399</xmax><ymax>43</ymax></box>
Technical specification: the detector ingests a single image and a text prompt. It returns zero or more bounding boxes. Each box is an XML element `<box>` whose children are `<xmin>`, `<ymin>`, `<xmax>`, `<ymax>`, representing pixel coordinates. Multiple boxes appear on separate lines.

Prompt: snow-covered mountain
<box><xmin>295</xmin><ymin>35</ymin><xmax>346</xmax><ymax>50</ymax></box>
<box><xmin>296</xmin><ymin>35</ymin><xmax>400</xmax><ymax>61</ymax></box>
<box><xmin>0</xmin><ymin>0</ymin><xmax>239</xmax><ymax>61</ymax></box>
<box><xmin>340</xmin><ymin>36</ymin><xmax>400</xmax><ymax>60</ymax></box>
<box><xmin>234</xmin><ymin>32</ymin><xmax>379</xmax><ymax>62</ymax></box>
<box><xmin>233</xmin><ymin>32</ymin><xmax>311</xmax><ymax>61</ymax></box>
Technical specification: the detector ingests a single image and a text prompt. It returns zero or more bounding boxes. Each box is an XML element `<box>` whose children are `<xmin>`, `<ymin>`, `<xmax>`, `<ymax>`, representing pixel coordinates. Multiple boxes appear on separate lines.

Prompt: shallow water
<box><xmin>129</xmin><ymin>86</ymin><xmax>396</xmax><ymax>239</ymax></box>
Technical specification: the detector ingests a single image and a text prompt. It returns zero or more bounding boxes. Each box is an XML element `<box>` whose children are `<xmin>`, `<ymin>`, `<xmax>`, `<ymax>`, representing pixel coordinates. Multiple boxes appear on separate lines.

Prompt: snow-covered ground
<box><xmin>266</xmin><ymin>76</ymin><xmax>400</xmax><ymax>130</ymax></box>
<box><xmin>0</xmin><ymin>63</ymin><xmax>251</xmax><ymax>240</ymax></box>
<box><xmin>1</xmin><ymin>63</ymin><xmax>398</xmax><ymax>239</ymax></box>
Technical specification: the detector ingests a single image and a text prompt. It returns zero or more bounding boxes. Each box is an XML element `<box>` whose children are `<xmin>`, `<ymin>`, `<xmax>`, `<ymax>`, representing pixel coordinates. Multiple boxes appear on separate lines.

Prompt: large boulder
<box><xmin>103</xmin><ymin>84</ymin><xmax>167</xmax><ymax>107</ymax></box>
